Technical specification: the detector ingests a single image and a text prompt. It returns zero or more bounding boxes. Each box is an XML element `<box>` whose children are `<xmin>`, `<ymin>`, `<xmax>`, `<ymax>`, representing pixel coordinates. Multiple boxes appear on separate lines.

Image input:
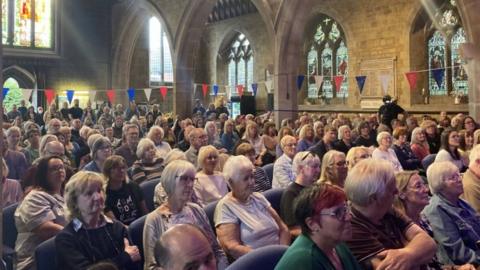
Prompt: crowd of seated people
<box><xmin>4</xmin><ymin>98</ymin><xmax>480</xmax><ymax>269</ymax></box>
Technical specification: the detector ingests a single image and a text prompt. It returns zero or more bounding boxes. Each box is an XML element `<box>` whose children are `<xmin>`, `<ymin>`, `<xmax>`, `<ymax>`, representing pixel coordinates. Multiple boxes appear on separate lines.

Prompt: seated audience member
<box><xmin>459</xmin><ymin>129</ymin><xmax>474</xmax><ymax>164</ymax></box>
<box><xmin>275</xmin><ymin>126</ymin><xmax>294</xmax><ymax>157</ymax></box>
<box><xmin>242</xmin><ymin>121</ymin><xmax>265</xmax><ymax>156</ymax></box>
<box><xmin>143</xmin><ymin>160</ymin><xmax>227</xmax><ymax>270</ymax></box>
<box><xmin>56</xmin><ymin>171</ymin><xmax>141</xmax><ymax>269</ymax></box>
<box><xmin>354</xmin><ymin>121</ymin><xmax>376</xmax><ymax>148</ymax></box>
<box><xmin>235</xmin><ymin>142</ymin><xmax>270</xmax><ymax>192</ymax></box>
<box><xmin>423</xmin><ymin>120</ymin><xmax>441</xmax><ymax>154</ymax></box>
<box><xmin>194</xmin><ymin>145</ymin><xmax>228</xmax><ymax>207</ymax></box>
<box><xmin>296</xmin><ymin>124</ymin><xmax>315</xmax><ymax>152</ymax></box>
<box><xmin>1</xmin><ymin>157</ymin><xmax>23</xmax><ymax>207</ymax></box>
<box><xmin>434</xmin><ymin>128</ymin><xmax>467</xmax><ymax>172</ymax></box>
<box><xmin>215</xmin><ymin>155</ymin><xmax>290</xmax><ymax>259</ymax></box>
<box><xmin>272</xmin><ymin>135</ymin><xmax>297</xmax><ymax>188</ymax></box>
<box><xmin>21</xmin><ymin>128</ymin><xmax>41</xmax><ymax>166</ymax></box>
<box><xmin>334</xmin><ymin>125</ymin><xmax>354</xmax><ymax>154</ymax></box>
<box><xmin>392</xmin><ymin>127</ymin><xmax>422</xmax><ymax>170</ymax></box>
<box><xmin>261</xmin><ymin>121</ymin><xmax>278</xmax><ymax>164</ymax></box>
<box><xmin>463</xmin><ymin>116</ymin><xmax>477</xmax><ymax>133</ymax></box>
<box><xmin>3</xmin><ymin>132</ymin><xmax>28</xmax><ymax>180</ymax></box>
<box><xmin>114</xmin><ymin>123</ymin><xmax>140</xmax><ymax>167</ymax></box>
<box><xmin>176</xmin><ymin>124</ymin><xmax>194</xmax><ymax>152</ymax></box>
<box><xmin>83</xmin><ymin>137</ymin><xmax>112</xmax><ymax>173</ymax></box>
<box><xmin>275</xmin><ymin>184</ymin><xmax>361</xmax><ymax>270</ymax></box>
<box><xmin>155</xmin><ymin>224</ymin><xmax>218</xmax><ymax>270</ymax></box>
<box><xmin>423</xmin><ymin>161</ymin><xmax>480</xmax><ymax>265</ymax></box>
<box><xmin>372</xmin><ymin>131</ymin><xmax>403</xmax><ymax>172</ymax></box>
<box><xmin>130</xmin><ymin>138</ymin><xmax>164</xmax><ymax>185</ymax></box>
<box><xmin>394</xmin><ymin>170</ymin><xmax>476</xmax><ymax>270</ymax></box>
<box><xmin>205</xmin><ymin>121</ymin><xmax>223</xmax><ymax>149</ymax></box>
<box><xmin>6</xmin><ymin>126</ymin><xmax>23</xmax><ymax>152</ymax></box>
<box><xmin>280</xmin><ymin>151</ymin><xmax>321</xmax><ymax>237</ymax></box>
<box><xmin>47</xmin><ymin>117</ymin><xmax>62</xmax><ymax>134</ymax></box>
<box><xmin>15</xmin><ymin>156</ymin><xmax>68</xmax><ymax>270</ymax></box>
<box><xmin>410</xmin><ymin>127</ymin><xmax>430</xmax><ymax>162</ymax></box>
<box><xmin>105</xmin><ymin>127</ymin><xmax>121</xmax><ymax>149</ymax></box>
<box><xmin>221</xmin><ymin>119</ymin><xmax>240</xmax><ymax>154</ymax></box>
<box><xmin>346</xmin><ymin>146</ymin><xmax>371</xmax><ymax>170</ymax></box>
<box><xmin>153</xmin><ymin>149</ymin><xmax>188</xmax><ymax>207</ymax></box>
<box><xmin>308</xmin><ymin>125</ymin><xmax>337</xmax><ymax>161</ymax></box>
<box><xmin>102</xmin><ymin>155</ymin><xmax>148</xmax><ymax>225</ymax></box>
<box><xmin>344</xmin><ymin>159</ymin><xmax>437</xmax><ymax>269</ymax></box>
<box><xmin>318</xmin><ymin>150</ymin><xmax>348</xmax><ymax>188</ymax></box>
<box><xmin>463</xmin><ymin>145</ymin><xmax>480</xmax><ymax>212</ymax></box>
<box><xmin>147</xmin><ymin>126</ymin><xmax>171</xmax><ymax>157</ymax></box>
<box><xmin>185</xmin><ymin>127</ymin><xmax>208</xmax><ymax>167</ymax></box>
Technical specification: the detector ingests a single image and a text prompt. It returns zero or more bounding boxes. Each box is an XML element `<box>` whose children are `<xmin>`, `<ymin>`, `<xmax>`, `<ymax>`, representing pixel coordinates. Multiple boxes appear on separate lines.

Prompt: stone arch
<box><xmin>111</xmin><ymin>0</ymin><xmax>174</xmax><ymax>89</ymax></box>
<box><xmin>174</xmin><ymin>0</ymin><xmax>275</xmax><ymax>117</ymax></box>
<box><xmin>2</xmin><ymin>65</ymin><xmax>36</xmax><ymax>88</ymax></box>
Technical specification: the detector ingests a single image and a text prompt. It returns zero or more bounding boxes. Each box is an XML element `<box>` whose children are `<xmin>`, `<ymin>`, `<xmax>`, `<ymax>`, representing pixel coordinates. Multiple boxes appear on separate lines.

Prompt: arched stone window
<box><xmin>306</xmin><ymin>15</ymin><xmax>348</xmax><ymax>99</ymax></box>
<box><xmin>426</xmin><ymin>0</ymin><xmax>467</xmax><ymax>95</ymax></box>
<box><xmin>224</xmin><ymin>32</ymin><xmax>254</xmax><ymax>94</ymax></box>
<box><xmin>149</xmin><ymin>17</ymin><xmax>173</xmax><ymax>86</ymax></box>
<box><xmin>2</xmin><ymin>0</ymin><xmax>55</xmax><ymax>49</ymax></box>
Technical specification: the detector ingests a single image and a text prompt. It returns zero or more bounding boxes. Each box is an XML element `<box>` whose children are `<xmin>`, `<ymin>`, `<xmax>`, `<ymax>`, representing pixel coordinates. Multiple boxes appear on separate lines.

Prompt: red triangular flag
<box><xmin>106</xmin><ymin>89</ymin><xmax>116</xmax><ymax>103</ymax></box>
<box><xmin>237</xmin><ymin>85</ymin><xmax>244</xmax><ymax>97</ymax></box>
<box><xmin>202</xmin><ymin>84</ymin><xmax>208</xmax><ymax>97</ymax></box>
<box><xmin>44</xmin><ymin>89</ymin><xmax>56</xmax><ymax>105</ymax></box>
<box><xmin>333</xmin><ymin>76</ymin><xmax>344</xmax><ymax>92</ymax></box>
<box><xmin>160</xmin><ymin>87</ymin><xmax>168</xmax><ymax>100</ymax></box>
<box><xmin>405</xmin><ymin>72</ymin><xmax>418</xmax><ymax>91</ymax></box>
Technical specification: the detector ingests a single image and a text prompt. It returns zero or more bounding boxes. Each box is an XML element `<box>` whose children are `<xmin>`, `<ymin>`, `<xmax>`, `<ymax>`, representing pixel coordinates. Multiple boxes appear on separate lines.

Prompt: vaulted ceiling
<box><xmin>208</xmin><ymin>0</ymin><xmax>258</xmax><ymax>24</ymax></box>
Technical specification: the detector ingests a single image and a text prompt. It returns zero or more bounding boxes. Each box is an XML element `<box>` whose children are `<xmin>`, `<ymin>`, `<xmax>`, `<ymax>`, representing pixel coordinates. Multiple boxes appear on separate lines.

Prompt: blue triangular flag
<box><xmin>297</xmin><ymin>75</ymin><xmax>305</xmax><ymax>91</ymax></box>
<box><xmin>2</xmin><ymin>88</ymin><xmax>9</xmax><ymax>99</ymax></box>
<box><xmin>251</xmin><ymin>83</ymin><xmax>258</xmax><ymax>96</ymax></box>
<box><xmin>432</xmin><ymin>68</ymin><xmax>445</xmax><ymax>88</ymax></box>
<box><xmin>66</xmin><ymin>90</ymin><xmax>75</xmax><ymax>104</ymax></box>
<box><xmin>213</xmin><ymin>84</ymin><xmax>219</xmax><ymax>96</ymax></box>
<box><xmin>127</xmin><ymin>88</ymin><xmax>135</xmax><ymax>102</ymax></box>
<box><xmin>355</xmin><ymin>76</ymin><xmax>367</xmax><ymax>94</ymax></box>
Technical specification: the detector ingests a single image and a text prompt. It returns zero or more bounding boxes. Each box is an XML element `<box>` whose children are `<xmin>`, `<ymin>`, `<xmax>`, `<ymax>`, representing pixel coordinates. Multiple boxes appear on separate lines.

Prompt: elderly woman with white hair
<box><xmin>410</xmin><ymin>126</ymin><xmax>431</xmax><ymax>161</ymax></box>
<box><xmin>372</xmin><ymin>131</ymin><xmax>403</xmax><ymax>172</ymax></box>
<box><xmin>215</xmin><ymin>155</ymin><xmax>290</xmax><ymax>259</ymax></box>
<box><xmin>334</xmin><ymin>125</ymin><xmax>354</xmax><ymax>154</ymax></box>
<box><xmin>319</xmin><ymin>150</ymin><xmax>348</xmax><ymax>188</ymax></box>
<box><xmin>130</xmin><ymin>138</ymin><xmax>164</xmax><ymax>185</ymax></box>
<box><xmin>55</xmin><ymin>171</ymin><xmax>141</xmax><ymax>269</ymax></box>
<box><xmin>194</xmin><ymin>145</ymin><xmax>228</xmax><ymax>207</ymax></box>
<box><xmin>143</xmin><ymin>160</ymin><xmax>228</xmax><ymax>270</ymax></box>
<box><xmin>344</xmin><ymin>159</ymin><xmax>436</xmax><ymax>269</ymax></box>
<box><xmin>422</xmin><ymin>161</ymin><xmax>480</xmax><ymax>265</ymax></box>
<box><xmin>147</xmin><ymin>126</ymin><xmax>172</xmax><ymax>157</ymax></box>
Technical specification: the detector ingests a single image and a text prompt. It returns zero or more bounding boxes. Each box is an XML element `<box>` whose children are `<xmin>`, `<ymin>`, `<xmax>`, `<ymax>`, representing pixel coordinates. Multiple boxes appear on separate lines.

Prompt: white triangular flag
<box><xmin>462</xmin><ymin>63</ymin><xmax>472</xmax><ymax>78</ymax></box>
<box><xmin>379</xmin><ymin>74</ymin><xmax>391</xmax><ymax>95</ymax></box>
<box><xmin>314</xmin><ymin>75</ymin><xmax>324</xmax><ymax>90</ymax></box>
<box><xmin>89</xmin><ymin>90</ymin><xmax>97</xmax><ymax>102</ymax></box>
<box><xmin>22</xmin><ymin>89</ymin><xmax>33</xmax><ymax>101</ymax></box>
<box><xmin>144</xmin><ymin>88</ymin><xmax>152</xmax><ymax>101</ymax></box>
<box><xmin>265</xmin><ymin>80</ymin><xmax>273</xmax><ymax>93</ymax></box>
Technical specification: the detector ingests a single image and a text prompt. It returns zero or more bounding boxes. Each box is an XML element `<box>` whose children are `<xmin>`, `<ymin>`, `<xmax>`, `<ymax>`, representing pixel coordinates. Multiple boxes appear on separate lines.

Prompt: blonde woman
<box><xmin>194</xmin><ymin>145</ymin><xmax>228</xmax><ymax>207</ymax></box>
<box><xmin>242</xmin><ymin>121</ymin><xmax>266</xmax><ymax>156</ymax></box>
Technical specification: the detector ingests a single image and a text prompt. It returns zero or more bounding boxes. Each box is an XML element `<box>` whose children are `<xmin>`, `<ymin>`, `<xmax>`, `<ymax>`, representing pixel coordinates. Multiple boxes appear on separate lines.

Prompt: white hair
<box><xmin>427</xmin><ymin>161</ymin><xmax>459</xmax><ymax>195</ymax></box>
<box><xmin>223</xmin><ymin>155</ymin><xmax>253</xmax><ymax>188</ymax></box>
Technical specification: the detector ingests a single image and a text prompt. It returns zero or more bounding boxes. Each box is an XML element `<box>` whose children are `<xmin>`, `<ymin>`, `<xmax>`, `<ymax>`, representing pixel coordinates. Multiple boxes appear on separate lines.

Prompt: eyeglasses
<box><xmin>319</xmin><ymin>204</ymin><xmax>351</xmax><ymax>221</ymax></box>
<box><xmin>48</xmin><ymin>165</ymin><xmax>65</xmax><ymax>172</ymax></box>
<box><xmin>176</xmin><ymin>175</ymin><xmax>197</xmax><ymax>183</ymax></box>
<box><xmin>446</xmin><ymin>173</ymin><xmax>462</xmax><ymax>183</ymax></box>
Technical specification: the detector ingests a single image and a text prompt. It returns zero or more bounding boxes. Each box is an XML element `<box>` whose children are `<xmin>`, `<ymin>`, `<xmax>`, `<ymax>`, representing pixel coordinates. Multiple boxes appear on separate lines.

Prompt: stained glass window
<box><xmin>149</xmin><ymin>17</ymin><xmax>173</xmax><ymax>85</ymax></box>
<box><xmin>2</xmin><ymin>0</ymin><xmax>54</xmax><ymax>49</ymax></box>
<box><xmin>427</xmin><ymin>1</ymin><xmax>466</xmax><ymax>95</ymax></box>
<box><xmin>306</xmin><ymin>14</ymin><xmax>348</xmax><ymax>99</ymax></box>
<box><xmin>225</xmin><ymin>32</ymin><xmax>254</xmax><ymax>93</ymax></box>
<box><xmin>451</xmin><ymin>28</ymin><xmax>467</xmax><ymax>93</ymax></box>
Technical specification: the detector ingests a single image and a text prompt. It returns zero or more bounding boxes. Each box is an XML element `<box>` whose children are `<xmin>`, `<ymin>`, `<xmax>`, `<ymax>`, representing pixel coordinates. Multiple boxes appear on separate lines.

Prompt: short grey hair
<box><xmin>223</xmin><ymin>155</ymin><xmax>253</xmax><ymax>188</ymax></box>
<box><xmin>64</xmin><ymin>171</ymin><xmax>105</xmax><ymax>221</ymax></box>
<box><xmin>160</xmin><ymin>160</ymin><xmax>196</xmax><ymax>196</ymax></box>
<box><xmin>345</xmin><ymin>159</ymin><xmax>395</xmax><ymax>207</ymax></box>
<box><xmin>164</xmin><ymin>149</ymin><xmax>187</xmax><ymax>165</ymax></box>
<box><xmin>469</xmin><ymin>144</ymin><xmax>480</xmax><ymax>168</ymax></box>
<box><xmin>136</xmin><ymin>138</ymin><xmax>157</xmax><ymax>159</ymax></box>
<box><xmin>427</xmin><ymin>161</ymin><xmax>459</xmax><ymax>195</ymax></box>
<box><xmin>147</xmin><ymin>126</ymin><xmax>164</xmax><ymax>140</ymax></box>
<box><xmin>280</xmin><ymin>135</ymin><xmax>296</xmax><ymax>150</ymax></box>
<box><xmin>197</xmin><ymin>145</ymin><xmax>218</xmax><ymax>169</ymax></box>
<box><xmin>292</xmin><ymin>151</ymin><xmax>320</xmax><ymax>175</ymax></box>
<box><xmin>376</xmin><ymin>131</ymin><xmax>391</xmax><ymax>144</ymax></box>
<box><xmin>338</xmin><ymin>125</ymin><xmax>351</xmax><ymax>140</ymax></box>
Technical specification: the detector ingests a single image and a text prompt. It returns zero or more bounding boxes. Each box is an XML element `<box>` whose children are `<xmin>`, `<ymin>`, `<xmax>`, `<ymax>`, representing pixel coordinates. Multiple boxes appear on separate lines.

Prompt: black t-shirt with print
<box><xmin>105</xmin><ymin>182</ymin><xmax>144</xmax><ymax>225</ymax></box>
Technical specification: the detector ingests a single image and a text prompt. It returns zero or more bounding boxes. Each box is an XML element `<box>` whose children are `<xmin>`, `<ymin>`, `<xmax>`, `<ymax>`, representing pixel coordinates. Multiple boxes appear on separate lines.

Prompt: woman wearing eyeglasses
<box><xmin>318</xmin><ymin>150</ymin><xmax>348</xmax><ymax>188</ymax></box>
<box><xmin>83</xmin><ymin>137</ymin><xmax>112</xmax><ymax>173</ymax></box>
<box><xmin>102</xmin><ymin>155</ymin><xmax>148</xmax><ymax>226</ymax></box>
<box><xmin>423</xmin><ymin>161</ymin><xmax>480</xmax><ymax>266</ymax></box>
<box><xmin>194</xmin><ymin>145</ymin><xmax>228</xmax><ymax>207</ymax></box>
<box><xmin>276</xmin><ymin>183</ymin><xmax>361</xmax><ymax>270</ymax></box>
<box><xmin>215</xmin><ymin>155</ymin><xmax>290</xmax><ymax>260</ymax></box>
<box><xmin>143</xmin><ymin>160</ymin><xmax>228</xmax><ymax>270</ymax></box>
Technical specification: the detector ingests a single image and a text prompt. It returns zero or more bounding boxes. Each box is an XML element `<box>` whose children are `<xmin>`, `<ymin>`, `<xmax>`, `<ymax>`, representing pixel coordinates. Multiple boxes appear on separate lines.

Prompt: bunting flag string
<box><xmin>405</xmin><ymin>72</ymin><xmax>418</xmax><ymax>91</ymax></box>
<box><xmin>265</xmin><ymin>80</ymin><xmax>273</xmax><ymax>93</ymax></box>
<box><xmin>379</xmin><ymin>74</ymin><xmax>391</xmax><ymax>95</ymax></box>
<box><xmin>22</xmin><ymin>89</ymin><xmax>33</xmax><ymax>101</ymax></box>
<box><xmin>432</xmin><ymin>68</ymin><xmax>445</xmax><ymax>88</ymax></box>
<box><xmin>314</xmin><ymin>75</ymin><xmax>324</xmax><ymax>91</ymax></box>
<box><xmin>66</xmin><ymin>90</ymin><xmax>75</xmax><ymax>104</ymax></box>
<box><xmin>89</xmin><ymin>90</ymin><xmax>97</xmax><ymax>102</ymax></box>
<box><xmin>144</xmin><ymin>88</ymin><xmax>152</xmax><ymax>101</ymax></box>
<box><xmin>160</xmin><ymin>86</ymin><xmax>168</xmax><ymax>100</ymax></box>
<box><xmin>296</xmin><ymin>75</ymin><xmax>305</xmax><ymax>91</ymax></box>
<box><xmin>251</xmin><ymin>83</ymin><xmax>258</xmax><ymax>96</ymax></box>
<box><xmin>106</xmin><ymin>89</ymin><xmax>116</xmax><ymax>104</ymax></box>
<box><xmin>202</xmin><ymin>83</ymin><xmax>209</xmax><ymax>97</ymax></box>
<box><xmin>3</xmin><ymin>88</ymin><xmax>9</xmax><ymax>99</ymax></box>
<box><xmin>333</xmin><ymin>75</ymin><xmax>344</xmax><ymax>93</ymax></box>
<box><xmin>213</xmin><ymin>84</ymin><xmax>219</xmax><ymax>96</ymax></box>
<box><xmin>44</xmin><ymin>89</ymin><xmax>56</xmax><ymax>105</ymax></box>
<box><xmin>355</xmin><ymin>76</ymin><xmax>367</xmax><ymax>94</ymax></box>
<box><xmin>127</xmin><ymin>88</ymin><xmax>135</xmax><ymax>102</ymax></box>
